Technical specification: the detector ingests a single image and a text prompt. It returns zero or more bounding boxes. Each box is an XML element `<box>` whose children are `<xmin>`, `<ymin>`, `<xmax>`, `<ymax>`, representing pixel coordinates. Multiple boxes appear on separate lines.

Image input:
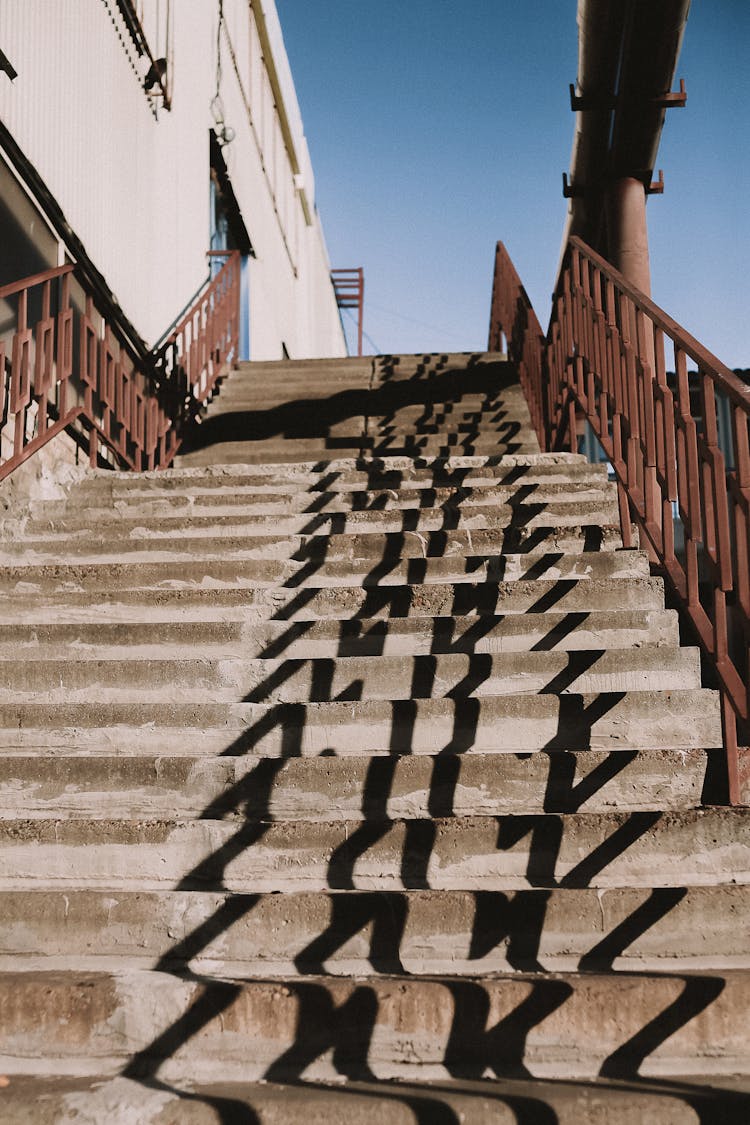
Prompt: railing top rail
<box><xmin>494</xmin><ymin>241</ymin><xmax>546</xmax><ymax>340</ymax></box>
<box><xmin>566</xmin><ymin>236</ymin><xmax>750</xmax><ymax>410</ymax></box>
<box><xmin>0</xmin><ymin>262</ymin><xmax>74</xmax><ymax>301</ymax></box>
<box><xmin>166</xmin><ymin>251</ymin><xmax>241</xmax><ymax>343</ymax></box>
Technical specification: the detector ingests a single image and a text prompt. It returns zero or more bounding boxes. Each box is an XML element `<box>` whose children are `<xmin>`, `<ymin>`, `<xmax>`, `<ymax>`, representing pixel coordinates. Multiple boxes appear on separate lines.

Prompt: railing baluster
<box><xmin>489</xmin><ymin>235</ymin><xmax>750</xmax><ymax>803</ymax></box>
<box><xmin>0</xmin><ymin>251</ymin><xmax>240</xmax><ymax>482</ymax></box>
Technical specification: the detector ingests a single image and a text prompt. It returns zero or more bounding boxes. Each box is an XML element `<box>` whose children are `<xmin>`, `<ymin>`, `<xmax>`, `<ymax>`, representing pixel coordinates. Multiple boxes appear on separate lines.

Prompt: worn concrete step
<box><xmin>210</xmin><ymin>376</ymin><xmax>516</xmax><ymax>400</ymax></box>
<box><xmin>0</xmin><ymin>749</ymin><xmax>707</xmax><ymax>820</ymax></box>
<box><xmin>214</xmin><ymin>367</ymin><xmax>366</xmax><ymax>386</ymax></box>
<box><xmin>0</xmin><ymin>647</ymin><xmax>701</xmax><ymax>704</ymax></box>
<box><xmin>209</xmin><ymin>406</ymin><xmax>525</xmax><ymax>422</ymax></box>
<box><xmin>0</xmin><ymin>551</ymin><xmax>649</xmax><ymax>594</ymax></box>
<box><xmin>2</xmin><ymin>1075</ymin><xmax>747</xmax><ymax>1125</ymax></box>
<box><xmin>2</xmin><ymin>500</ymin><xmax>623</xmax><ymax>542</ymax></box>
<box><xmin>363</xmin><ymin>419</ymin><xmax>530</xmax><ymax>435</ymax></box>
<box><xmin>184</xmin><ymin>416</ymin><xmax>366</xmax><ymax>444</ymax></box>
<box><xmin>0</xmin><ymin>809</ymin><xmax>746</xmax><ymax>892</ymax></box>
<box><xmin>0</xmin><ymin>689</ymin><xmax>722</xmax><ymax>755</ymax></box>
<box><xmin>3</xmin><ymin>528</ymin><xmax>630</xmax><ymax>569</ymax></box>
<box><xmin>20</xmin><ymin>472</ymin><xmax>617</xmax><ymax>508</ymax></box>
<box><xmin>201</xmin><ymin>395</ymin><xmax>369</xmax><ymax>417</ymax></box>
<box><xmin>0</xmin><ymin>969</ymin><xmax>747</xmax><ymax>1080</ymax></box>
<box><xmin>0</xmin><ymin>608</ymin><xmax>682</xmax><ymax>658</ymax></box>
<box><xmin>25</xmin><ymin>481</ymin><xmax>618</xmax><ymax>522</ymax></box>
<box><xmin>204</xmin><ymin>384</ymin><xmax>371</xmax><ymax>405</ymax></box>
<box><xmin>364</xmin><ymin>440</ymin><xmax>543</xmax><ymax>457</ymax></box>
<box><xmin>0</xmin><ymin>577</ymin><xmax>670</xmax><ymax>623</ymax></box>
<box><xmin>371</xmin><ymin>408</ymin><xmax>528</xmax><ymax>424</ymax></box>
<box><xmin>176</xmin><ymin>441</ymin><xmax>544</xmax><ymax>467</ymax></box>
<box><xmin>75</xmin><ymin>452</ymin><xmax>609</xmax><ymax>493</ymax></box>
<box><xmin>211</xmin><ymin>358</ymin><xmax>508</xmax><ymax>392</ymax></box>
<box><xmin>237</xmin><ymin>354</ymin><xmax>380</xmax><ymax>372</ymax></box>
<box><xmin>2</xmin><ymin>885</ymin><xmax>746</xmax><ymax>975</ymax></box>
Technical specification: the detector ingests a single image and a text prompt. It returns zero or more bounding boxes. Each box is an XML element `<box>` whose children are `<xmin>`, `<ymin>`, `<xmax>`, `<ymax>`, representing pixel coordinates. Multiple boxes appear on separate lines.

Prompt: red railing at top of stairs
<box><xmin>489</xmin><ymin>238</ymin><xmax>750</xmax><ymax>806</ymax></box>
<box><xmin>331</xmin><ymin>268</ymin><xmax>364</xmax><ymax>357</ymax></box>
<box><xmin>0</xmin><ymin>250</ymin><xmax>241</xmax><ymax>479</ymax></box>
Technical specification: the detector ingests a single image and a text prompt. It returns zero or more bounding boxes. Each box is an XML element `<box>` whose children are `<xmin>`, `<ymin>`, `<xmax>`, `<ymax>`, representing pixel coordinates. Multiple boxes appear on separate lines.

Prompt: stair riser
<box><xmin>2</xmin><ymin>886</ymin><xmax>745</xmax><ymax>974</ymax></box>
<box><xmin>0</xmin><ymin>971</ymin><xmax>746</xmax><ymax>1081</ymax></box>
<box><xmin>0</xmin><ymin>749</ymin><xmax>706</xmax><ymax>819</ymax></box>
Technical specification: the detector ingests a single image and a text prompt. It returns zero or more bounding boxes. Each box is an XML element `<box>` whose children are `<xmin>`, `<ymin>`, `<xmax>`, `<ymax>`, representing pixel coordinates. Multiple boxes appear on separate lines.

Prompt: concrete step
<box><xmin>212</xmin><ymin>371</ymin><xmax>515</xmax><ymax>398</ymax></box>
<box><xmin>176</xmin><ymin>441</ymin><xmax>543</xmax><ymax>467</ymax></box>
<box><xmin>0</xmin><ymin>749</ymin><xmax>707</xmax><ymax>820</ymax></box>
<box><xmin>0</xmin><ymin>608</ymin><xmax>682</xmax><ymax>657</ymax></box>
<box><xmin>67</xmin><ymin>457</ymin><xmax>611</xmax><ymax>503</ymax></box>
<box><xmin>237</xmin><ymin>354</ymin><xmax>380</xmax><ymax>372</ymax></box>
<box><xmin>74</xmin><ymin>452</ymin><xmax>609</xmax><ymax>493</ymax></box>
<box><xmin>3</xmin><ymin>499</ymin><xmax>624</xmax><ymax>541</ymax></box>
<box><xmin>2</xmin><ymin>885</ymin><xmax>745</xmax><ymax>974</ymax></box>
<box><xmin>0</xmin><ymin>969</ymin><xmax>746</xmax><ymax>1080</ymax></box>
<box><xmin>0</xmin><ymin>646</ymin><xmax>701</xmax><ymax>704</ymax></box>
<box><xmin>0</xmin><ymin>688</ymin><xmax>722</xmax><ymax>755</ymax></box>
<box><xmin>0</xmin><ymin>551</ymin><xmax>649</xmax><ymax>592</ymax></box>
<box><xmin>0</xmin><ymin>809</ymin><xmax>746</xmax><ymax>892</ymax></box>
<box><xmin>364</xmin><ymin>440</ymin><xmax>543</xmax><ymax>457</ymax></box>
<box><xmin>208</xmin><ymin>380</ymin><xmax>371</xmax><ymax>401</ymax></box>
<box><xmin>363</xmin><ymin>413</ymin><xmax>530</xmax><ymax>429</ymax></box>
<box><xmin>0</xmin><ymin>577</ymin><xmax>670</xmax><ymax>623</ymax></box>
<box><xmin>3</xmin><ymin>526</ymin><xmax>630</xmax><ymax>565</ymax></box>
<box><xmin>2</xmin><ymin>1074</ymin><xmax>747</xmax><ymax>1125</ymax></box>
<box><xmin>24</xmin><ymin>480</ymin><xmax>618</xmax><ymax>520</ymax></box>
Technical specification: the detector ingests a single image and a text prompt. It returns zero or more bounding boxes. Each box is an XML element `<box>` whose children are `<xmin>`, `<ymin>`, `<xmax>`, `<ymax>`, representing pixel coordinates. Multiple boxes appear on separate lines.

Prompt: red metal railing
<box><xmin>489</xmin><ymin>238</ymin><xmax>750</xmax><ymax>804</ymax></box>
<box><xmin>0</xmin><ymin>251</ymin><xmax>240</xmax><ymax>479</ymax></box>
<box><xmin>331</xmin><ymin>268</ymin><xmax>364</xmax><ymax>357</ymax></box>
<box><xmin>488</xmin><ymin>243</ymin><xmax>547</xmax><ymax>448</ymax></box>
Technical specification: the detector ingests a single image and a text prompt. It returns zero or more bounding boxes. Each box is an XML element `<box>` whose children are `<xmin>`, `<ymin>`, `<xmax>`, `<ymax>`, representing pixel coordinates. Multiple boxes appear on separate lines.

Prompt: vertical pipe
<box><xmin>605</xmin><ymin>177</ymin><xmax>652</xmax><ymax>296</ymax></box>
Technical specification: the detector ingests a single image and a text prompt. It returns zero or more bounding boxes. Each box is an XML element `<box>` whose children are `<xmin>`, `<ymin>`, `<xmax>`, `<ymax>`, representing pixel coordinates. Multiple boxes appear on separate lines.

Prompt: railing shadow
<box><xmin>110</xmin><ymin>369</ymin><xmax>738</xmax><ymax>1120</ymax></box>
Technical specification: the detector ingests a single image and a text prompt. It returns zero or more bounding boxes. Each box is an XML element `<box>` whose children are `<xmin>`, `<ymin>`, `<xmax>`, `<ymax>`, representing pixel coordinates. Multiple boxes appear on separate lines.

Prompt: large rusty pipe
<box><xmin>561</xmin><ymin>0</ymin><xmax>691</xmax><ymax>291</ymax></box>
<box><xmin>605</xmin><ymin>176</ymin><xmax>651</xmax><ymax>296</ymax></box>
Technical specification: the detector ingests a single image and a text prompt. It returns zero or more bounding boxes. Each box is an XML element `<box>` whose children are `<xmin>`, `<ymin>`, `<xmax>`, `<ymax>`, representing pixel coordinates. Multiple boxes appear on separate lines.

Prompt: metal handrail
<box><xmin>489</xmin><ymin>237</ymin><xmax>749</xmax><ymax>804</ymax></box>
<box><xmin>0</xmin><ymin>263</ymin><xmax>74</xmax><ymax>302</ymax></box>
<box><xmin>487</xmin><ymin>242</ymin><xmax>547</xmax><ymax>449</ymax></box>
<box><xmin>0</xmin><ymin>251</ymin><xmax>241</xmax><ymax>479</ymax></box>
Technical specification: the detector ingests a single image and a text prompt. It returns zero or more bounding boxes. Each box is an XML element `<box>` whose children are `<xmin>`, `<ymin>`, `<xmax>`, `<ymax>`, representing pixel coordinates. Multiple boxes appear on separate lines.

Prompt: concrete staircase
<box><xmin>0</xmin><ymin>353</ymin><xmax>747</xmax><ymax>1122</ymax></box>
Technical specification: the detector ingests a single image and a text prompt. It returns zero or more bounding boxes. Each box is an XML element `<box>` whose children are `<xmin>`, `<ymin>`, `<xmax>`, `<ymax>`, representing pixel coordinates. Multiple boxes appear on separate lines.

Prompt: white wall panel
<box><xmin>0</xmin><ymin>0</ymin><xmax>345</xmax><ymax>358</ymax></box>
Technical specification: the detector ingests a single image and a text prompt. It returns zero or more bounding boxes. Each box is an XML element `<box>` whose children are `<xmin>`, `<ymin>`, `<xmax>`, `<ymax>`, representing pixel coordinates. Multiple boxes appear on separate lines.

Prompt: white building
<box><xmin>0</xmin><ymin>0</ymin><xmax>347</xmax><ymax>361</ymax></box>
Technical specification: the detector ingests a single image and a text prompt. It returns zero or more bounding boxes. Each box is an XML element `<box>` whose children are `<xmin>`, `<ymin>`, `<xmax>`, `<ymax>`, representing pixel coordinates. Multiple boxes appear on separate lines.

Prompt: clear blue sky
<box><xmin>277</xmin><ymin>1</ymin><xmax>748</xmax><ymax>368</ymax></box>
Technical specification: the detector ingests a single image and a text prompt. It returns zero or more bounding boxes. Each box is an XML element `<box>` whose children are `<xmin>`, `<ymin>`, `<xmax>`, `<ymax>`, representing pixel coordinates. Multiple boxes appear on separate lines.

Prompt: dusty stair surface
<box><xmin>0</xmin><ymin>351</ymin><xmax>748</xmax><ymax>1123</ymax></box>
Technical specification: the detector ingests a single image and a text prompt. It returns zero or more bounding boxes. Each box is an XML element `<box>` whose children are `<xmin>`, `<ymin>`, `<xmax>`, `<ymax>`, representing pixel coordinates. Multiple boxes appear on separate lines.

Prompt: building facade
<box><xmin>0</xmin><ymin>0</ymin><xmax>346</xmax><ymax>361</ymax></box>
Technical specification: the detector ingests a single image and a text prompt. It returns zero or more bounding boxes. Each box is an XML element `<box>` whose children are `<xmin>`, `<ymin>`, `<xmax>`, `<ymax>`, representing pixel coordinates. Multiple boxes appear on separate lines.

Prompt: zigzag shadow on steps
<box><xmin>179</xmin><ymin>362</ymin><xmax>521</xmax><ymax>453</ymax></box>
<box><xmin>116</xmin><ymin>459</ymin><xmax>730</xmax><ymax>1115</ymax></box>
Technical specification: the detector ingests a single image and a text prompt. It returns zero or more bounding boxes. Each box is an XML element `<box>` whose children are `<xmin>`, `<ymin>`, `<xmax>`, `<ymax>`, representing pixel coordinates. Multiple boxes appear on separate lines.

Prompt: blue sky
<box><xmin>277</xmin><ymin>1</ymin><xmax>748</xmax><ymax>367</ymax></box>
